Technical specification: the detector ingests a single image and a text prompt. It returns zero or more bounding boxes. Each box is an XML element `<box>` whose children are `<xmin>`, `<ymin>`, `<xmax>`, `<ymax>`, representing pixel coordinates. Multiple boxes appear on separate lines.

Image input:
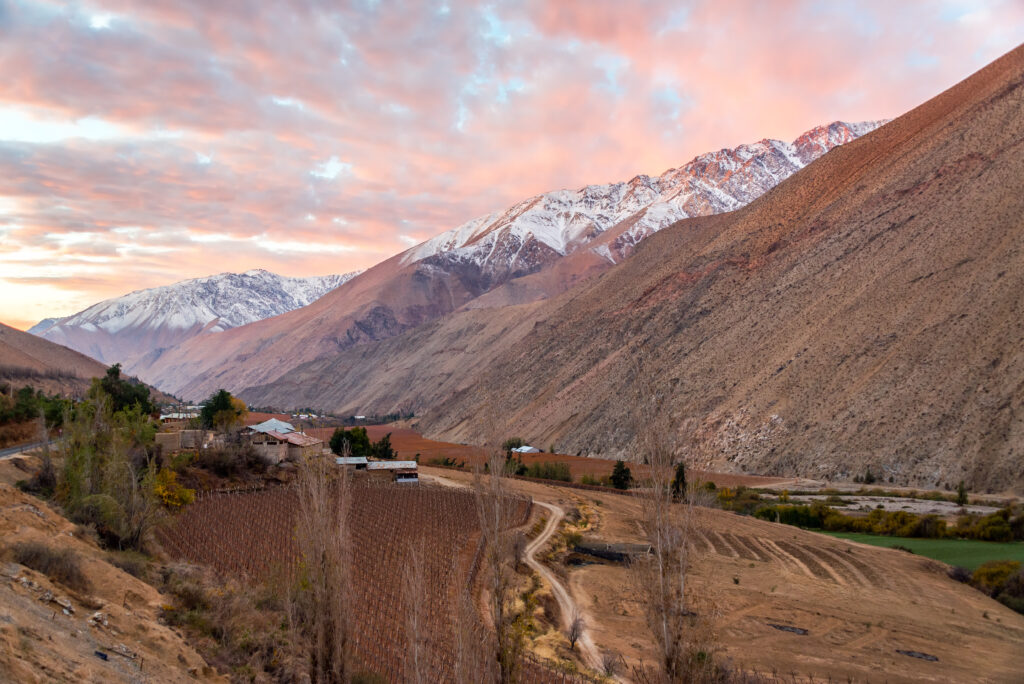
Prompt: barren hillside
<box><xmin>128</xmin><ymin>123</ymin><xmax>876</xmax><ymax>400</ymax></box>
<box><xmin>244</xmin><ymin>44</ymin><xmax>1024</xmax><ymax>493</ymax></box>
<box><xmin>0</xmin><ymin>480</ymin><xmax>220</xmax><ymax>682</ymax></box>
<box><xmin>0</xmin><ymin>322</ymin><xmax>108</xmax><ymax>397</ymax></box>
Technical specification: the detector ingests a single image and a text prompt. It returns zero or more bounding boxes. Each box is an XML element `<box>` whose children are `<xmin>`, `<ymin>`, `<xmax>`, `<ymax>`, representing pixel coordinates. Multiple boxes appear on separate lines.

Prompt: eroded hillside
<box><xmin>243</xmin><ymin>44</ymin><xmax>1024</xmax><ymax>493</ymax></box>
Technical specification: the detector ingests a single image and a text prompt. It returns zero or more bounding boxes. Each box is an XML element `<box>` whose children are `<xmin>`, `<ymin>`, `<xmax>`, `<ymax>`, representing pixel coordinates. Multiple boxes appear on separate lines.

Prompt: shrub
<box><xmin>153</xmin><ymin>468</ymin><xmax>195</xmax><ymax>509</ymax></box>
<box><xmin>427</xmin><ymin>456</ymin><xmax>463</xmax><ymax>468</ymax></box>
<box><xmin>106</xmin><ymin>550</ymin><xmax>151</xmax><ymax>581</ymax></box>
<box><xmin>522</xmin><ymin>462</ymin><xmax>571</xmax><ymax>482</ymax></box>
<box><xmin>9</xmin><ymin>541</ymin><xmax>91</xmax><ymax>593</ymax></box>
<box><xmin>71</xmin><ymin>494</ymin><xmax>126</xmax><ymax>547</ymax></box>
<box><xmin>971</xmin><ymin>561</ymin><xmax>1022</xmax><ymax>596</ymax></box>
<box><xmin>947</xmin><ymin>565</ymin><xmax>972</xmax><ymax>583</ymax></box>
<box><xmin>996</xmin><ymin>569</ymin><xmax>1024</xmax><ymax>614</ymax></box>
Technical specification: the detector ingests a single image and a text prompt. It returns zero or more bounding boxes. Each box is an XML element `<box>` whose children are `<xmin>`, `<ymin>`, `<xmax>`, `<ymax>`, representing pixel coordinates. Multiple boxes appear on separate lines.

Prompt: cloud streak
<box><xmin>0</xmin><ymin>0</ymin><xmax>1021</xmax><ymax>330</ymax></box>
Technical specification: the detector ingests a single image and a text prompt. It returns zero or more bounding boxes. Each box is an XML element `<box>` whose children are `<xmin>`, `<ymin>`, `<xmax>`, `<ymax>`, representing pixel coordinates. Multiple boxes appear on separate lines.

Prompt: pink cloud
<box><xmin>0</xmin><ymin>0</ymin><xmax>1022</xmax><ymax>327</ymax></box>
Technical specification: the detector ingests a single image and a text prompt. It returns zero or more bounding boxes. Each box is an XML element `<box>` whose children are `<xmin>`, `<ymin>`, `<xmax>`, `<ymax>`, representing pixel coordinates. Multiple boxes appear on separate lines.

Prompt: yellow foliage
<box><xmin>153</xmin><ymin>468</ymin><xmax>195</xmax><ymax>509</ymax></box>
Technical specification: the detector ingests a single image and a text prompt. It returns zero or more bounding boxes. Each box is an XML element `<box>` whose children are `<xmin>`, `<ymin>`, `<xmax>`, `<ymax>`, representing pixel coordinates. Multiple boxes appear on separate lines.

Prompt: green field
<box><xmin>819</xmin><ymin>532</ymin><xmax>1024</xmax><ymax>570</ymax></box>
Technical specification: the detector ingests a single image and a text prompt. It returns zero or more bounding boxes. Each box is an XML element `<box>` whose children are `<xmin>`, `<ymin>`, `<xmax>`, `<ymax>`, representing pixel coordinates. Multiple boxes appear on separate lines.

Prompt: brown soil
<box><xmin>0</xmin><ymin>321</ymin><xmax>108</xmax><ymax>398</ymax></box>
<box><xmin>424</xmin><ymin>466</ymin><xmax>1024</xmax><ymax>682</ymax></box>
<box><xmin>0</xmin><ymin>483</ymin><xmax>221</xmax><ymax>683</ymax></box>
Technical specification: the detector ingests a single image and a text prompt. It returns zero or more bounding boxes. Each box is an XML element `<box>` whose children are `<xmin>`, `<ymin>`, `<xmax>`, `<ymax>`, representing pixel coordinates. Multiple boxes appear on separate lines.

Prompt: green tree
<box><xmin>956</xmin><ymin>480</ymin><xmax>968</xmax><ymax>506</ymax></box>
<box><xmin>610</xmin><ymin>460</ymin><xmax>633</xmax><ymax>490</ymax></box>
<box><xmin>501</xmin><ymin>437</ymin><xmax>525</xmax><ymax>458</ymax></box>
<box><xmin>97</xmin><ymin>364</ymin><xmax>154</xmax><ymax>415</ymax></box>
<box><xmin>671</xmin><ymin>462</ymin><xmax>687</xmax><ymax>500</ymax></box>
<box><xmin>56</xmin><ymin>393</ymin><xmax>162</xmax><ymax>551</ymax></box>
<box><xmin>370</xmin><ymin>432</ymin><xmax>395</xmax><ymax>459</ymax></box>
<box><xmin>199</xmin><ymin>389</ymin><xmax>246</xmax><ymax>431</ymax></box>
<box><xmin>329</xmin><ymin>427</ymin><xmax>371</xmax><ymax>457</ymax></box>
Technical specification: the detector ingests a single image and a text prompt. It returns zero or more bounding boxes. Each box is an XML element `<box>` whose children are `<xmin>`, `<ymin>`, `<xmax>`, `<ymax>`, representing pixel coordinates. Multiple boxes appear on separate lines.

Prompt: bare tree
<box><xmin>631</xmin><ymin>349</ymin><xmax>702</xmax><ymax>682</ymax></box>
<box><xmin>403</xmin><ymin>540</ymin><xmax>428</xmax><ymax>684</ymax></box>
<box><xmin>568</xmin><ymin>607</ymin><xmax>585</xmax><ymax>650</ymax></box>
<box><xmin>289</xmin><ymin>453</ymin><xmax>352</xmax><ymax>683</ymax></box>
<box><xmin>601</xmin><ymin>651</ymin><xmax>621</xmax><ymax>677</ymax></box>
<box><xmin>451</xmin><ymin>556</ymin><xmax>491</xmax><ymax>682</ymax></box>
<box><xmin>34</xmin><ymin>410</ymin><xmax>55</xmax><ymax>492</ymax></box>
<box><xmin>511</xmin><ymin>531</ymin><xmax>526</xmax><ymax>568</ymax></box>
<box><xmin>474</xmin><ymin>450</ymin><xmax>523</xmax><ymax>683</ymax></box>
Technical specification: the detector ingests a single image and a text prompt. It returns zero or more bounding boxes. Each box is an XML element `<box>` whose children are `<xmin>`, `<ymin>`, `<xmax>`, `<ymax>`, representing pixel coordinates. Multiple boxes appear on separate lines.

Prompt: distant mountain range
<box><xmin>79</xmin><ymin>119</ymin><xmax>879</xmax><ymax>400</ymax></box>
<box><xmin>29</xmin><ymin>269</ymin><xmax>360</xmax><ymax>372</ymax></box>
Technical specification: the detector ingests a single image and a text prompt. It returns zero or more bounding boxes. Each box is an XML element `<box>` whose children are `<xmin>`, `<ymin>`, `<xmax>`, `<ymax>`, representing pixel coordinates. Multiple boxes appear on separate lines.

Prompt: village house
<box><xmin>248</xmin><ymin>428</ymin><xmax>323</xmax><ymax>464</ymax></box>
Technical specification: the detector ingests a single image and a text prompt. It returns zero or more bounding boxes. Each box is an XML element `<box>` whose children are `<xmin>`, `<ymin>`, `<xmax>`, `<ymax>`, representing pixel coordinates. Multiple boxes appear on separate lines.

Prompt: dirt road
<box><xmin>421</xmin><ymin>471</ymin><xmax>606</xmax><ymax>673</ymax></box>
<box><xmin>526</xmin><ymin>500</ymin><xmax>604</xmax><ymax>673</ymax></box>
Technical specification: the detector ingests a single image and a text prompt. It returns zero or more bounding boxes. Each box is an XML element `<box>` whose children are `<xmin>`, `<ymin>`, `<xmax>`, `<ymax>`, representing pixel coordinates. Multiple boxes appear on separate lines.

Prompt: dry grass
<box><xmin>8</xmin><ymin>541</ymin><xmax>91</xmax><ymax>593</ymax></box>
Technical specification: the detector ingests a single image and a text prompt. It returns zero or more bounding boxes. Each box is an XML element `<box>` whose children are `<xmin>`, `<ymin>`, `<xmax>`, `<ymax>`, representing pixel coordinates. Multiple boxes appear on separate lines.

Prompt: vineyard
<box><xmin>157</xmin><ymin>478</ymin><xmax>542</xmax><ymax>681</ymax></box>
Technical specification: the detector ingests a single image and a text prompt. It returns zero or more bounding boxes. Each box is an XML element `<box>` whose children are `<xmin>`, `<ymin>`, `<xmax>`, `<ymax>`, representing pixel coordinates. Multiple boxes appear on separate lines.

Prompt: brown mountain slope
<box><xmin>244</xmin><ymin>44</ymin><xmax>1024</xmax><ymax>493</ymax></box>
<box><xmin>135</xmin><ymin>245</ymin><xmax>528</xmax><ymax>400</ymax></box>
<box><xmin>133</xmin><ymin>124</ymin><xmax>876</xmax><ymax>401</ymax></box>
<box><xmin>0</xmin><ymin>321</ymin><xmax>108</xmax><ymax>396</ymax></box>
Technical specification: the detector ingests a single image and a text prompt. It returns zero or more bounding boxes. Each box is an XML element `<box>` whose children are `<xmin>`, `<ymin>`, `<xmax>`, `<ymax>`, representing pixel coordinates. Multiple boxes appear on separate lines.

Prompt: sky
<box><xmin>1</xmin><ymin>1</ymin><xmax>1022</xmax><ymax>331</ymax></box>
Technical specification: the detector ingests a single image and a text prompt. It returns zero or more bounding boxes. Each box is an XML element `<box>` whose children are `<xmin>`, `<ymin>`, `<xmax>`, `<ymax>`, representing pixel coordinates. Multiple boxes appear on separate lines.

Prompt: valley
<box><xmin>1</xmin><ymin>8</ymin><xmax>1023</xmax><ymax>682</ymax></box>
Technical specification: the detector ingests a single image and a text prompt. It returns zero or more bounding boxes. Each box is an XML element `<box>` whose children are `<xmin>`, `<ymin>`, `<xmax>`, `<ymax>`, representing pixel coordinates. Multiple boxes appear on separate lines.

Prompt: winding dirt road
<box><xmin>526</xmin><ymin>500</ymin><xmax>604</xmax><ymax>672</ymax></box>
<box><xmin>421</xmin><ymin>471</ymin><xmax>605</xmax><ymax>672</ymax></box>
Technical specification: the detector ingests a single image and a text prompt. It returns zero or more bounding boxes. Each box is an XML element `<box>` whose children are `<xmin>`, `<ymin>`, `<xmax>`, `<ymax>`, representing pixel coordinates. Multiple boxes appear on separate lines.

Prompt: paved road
<box><xmin>0</xmin><ymin>440</ymin><xmax>53</xmax><ymax>460</ymax></box>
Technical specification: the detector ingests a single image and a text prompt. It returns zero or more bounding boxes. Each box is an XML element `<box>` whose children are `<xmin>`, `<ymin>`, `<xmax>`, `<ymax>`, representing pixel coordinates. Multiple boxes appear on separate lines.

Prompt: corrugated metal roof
<box><xmin>284</xmin><ymin>432</ymin><xmax>321</xmax><ymax>447</ymax></box>
<box><xmin>366</xmin><ymin>461</ymin><xmax>418</xmax><ymax>470</ymax></box>
<box><xmin>335</xmin><ymin>456</ymin><xmax>368</xmax><ymax>465</ymax></box>
<box><xmin>262</xmin><ymin>430</ymin><xmax>321</xmax><ymax>447</ymax></box>
<box><xmin>249</xmin><ymin>419</ymin><xmax>296</xmax><ymax>434</ymax></box>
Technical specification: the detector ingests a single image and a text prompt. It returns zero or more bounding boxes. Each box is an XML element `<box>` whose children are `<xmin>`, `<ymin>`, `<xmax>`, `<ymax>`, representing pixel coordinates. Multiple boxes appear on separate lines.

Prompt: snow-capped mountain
<box><xmin>62</xmin><ymin>119</ymin><xmax>884</xmax><ymax>399</ymax></box>
<box><xmin>403</xmin><ymin>121</ymin><xmax>885</xmax><ymax>277</ymax></box>
<box><xmin>30</xmin><ymin>269</ymin><xmax>360</xmax><ymax>370</ymax></box>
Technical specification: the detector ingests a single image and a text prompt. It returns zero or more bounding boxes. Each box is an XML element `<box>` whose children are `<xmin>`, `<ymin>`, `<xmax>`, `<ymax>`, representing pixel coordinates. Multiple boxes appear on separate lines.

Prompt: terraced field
<box><xmin>430</xmin><ymin>468</ymin><xmax>1024</xmax><ymax>683</ymax></box>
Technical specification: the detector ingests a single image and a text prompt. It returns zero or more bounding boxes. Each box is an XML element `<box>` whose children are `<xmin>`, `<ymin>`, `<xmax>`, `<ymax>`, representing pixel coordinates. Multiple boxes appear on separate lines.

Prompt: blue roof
<box><xmin>249</xmin><ymin>418</ymin><xmax>295</xmax><ymax>434</ymax></box>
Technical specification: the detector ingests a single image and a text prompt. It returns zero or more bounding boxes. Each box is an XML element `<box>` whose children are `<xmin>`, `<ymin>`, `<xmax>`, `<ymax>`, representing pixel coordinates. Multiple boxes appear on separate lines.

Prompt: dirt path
<box><xmin>421</xmin><ymin>471</ymin><xmax>606</xmax><ymax>674</ymax></box>
<box><xmin>527</xmin><ymin>500</ymin><xmax>604</xmax><ymax>673</ymax></box>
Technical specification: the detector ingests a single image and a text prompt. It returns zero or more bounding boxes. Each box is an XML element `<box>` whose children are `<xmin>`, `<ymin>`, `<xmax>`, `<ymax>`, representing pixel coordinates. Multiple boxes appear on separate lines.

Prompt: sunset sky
<box><xmin>1</xmin><ymin>1</ymin><xmax>1022</xmax><ymax>330</ymax></box>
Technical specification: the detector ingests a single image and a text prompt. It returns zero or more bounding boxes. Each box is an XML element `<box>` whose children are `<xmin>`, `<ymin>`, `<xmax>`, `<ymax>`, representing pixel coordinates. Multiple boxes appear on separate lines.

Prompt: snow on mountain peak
<box><xmin>32</xmin><ymin>269</ymin><xmax>362</xmax><ymax>365</ymax></box>
<box><xmin>401</xmin><ymin>120</ymin><xmax>886</xmax><ymax>272</ymax></box>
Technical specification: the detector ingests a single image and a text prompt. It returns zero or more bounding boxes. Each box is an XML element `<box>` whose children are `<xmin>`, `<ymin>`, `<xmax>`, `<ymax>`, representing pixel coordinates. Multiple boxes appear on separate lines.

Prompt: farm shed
<box><xmin>250</xmin><ymin>430</ymin><xmax>289</xmax><ymax>465</ymax></box>
<box><xmin>511</xmin><ymin>445</ymin><xmax>541</xmax><ymax>454</ymax></box>
<box><xmin>279</xmin><ymin>431</ymin><xmax>323</xmax><ymax>460</ymax></box>
<box><xmin>180</xmin><ymin>429</ymin><xmax>209</xmax><ymax>449</ymax></box>
<box><xmin>366</xmin><ymin>460</ymin><xmax>419</xmax><ymax>483</ymax></box>
<box><xmin>249</xmin><ymin>429</ymin><xmax>322</xmax><ymax>463</ymax></box>
<box><xmin>336</xmin><ymin>456</ymin><xmax>369</xmax><ymax>469</ymax></box>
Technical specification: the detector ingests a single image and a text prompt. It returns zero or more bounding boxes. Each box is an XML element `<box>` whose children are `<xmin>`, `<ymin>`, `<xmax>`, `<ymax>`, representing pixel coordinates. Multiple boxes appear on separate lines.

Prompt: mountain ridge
<box><xmin>129</xmin><ymin>120</ymin><xmax>881</xmax><ymax>398</ymax></box>
<box><xmin>240</xmin><ymin>44</ymin><xmax>1024</xmax><ymax>493</ymax></box>
<box><xmin>30</xmin><ymin>269</ymin><xmax>360</xmax><ymax>371</ymax></box>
